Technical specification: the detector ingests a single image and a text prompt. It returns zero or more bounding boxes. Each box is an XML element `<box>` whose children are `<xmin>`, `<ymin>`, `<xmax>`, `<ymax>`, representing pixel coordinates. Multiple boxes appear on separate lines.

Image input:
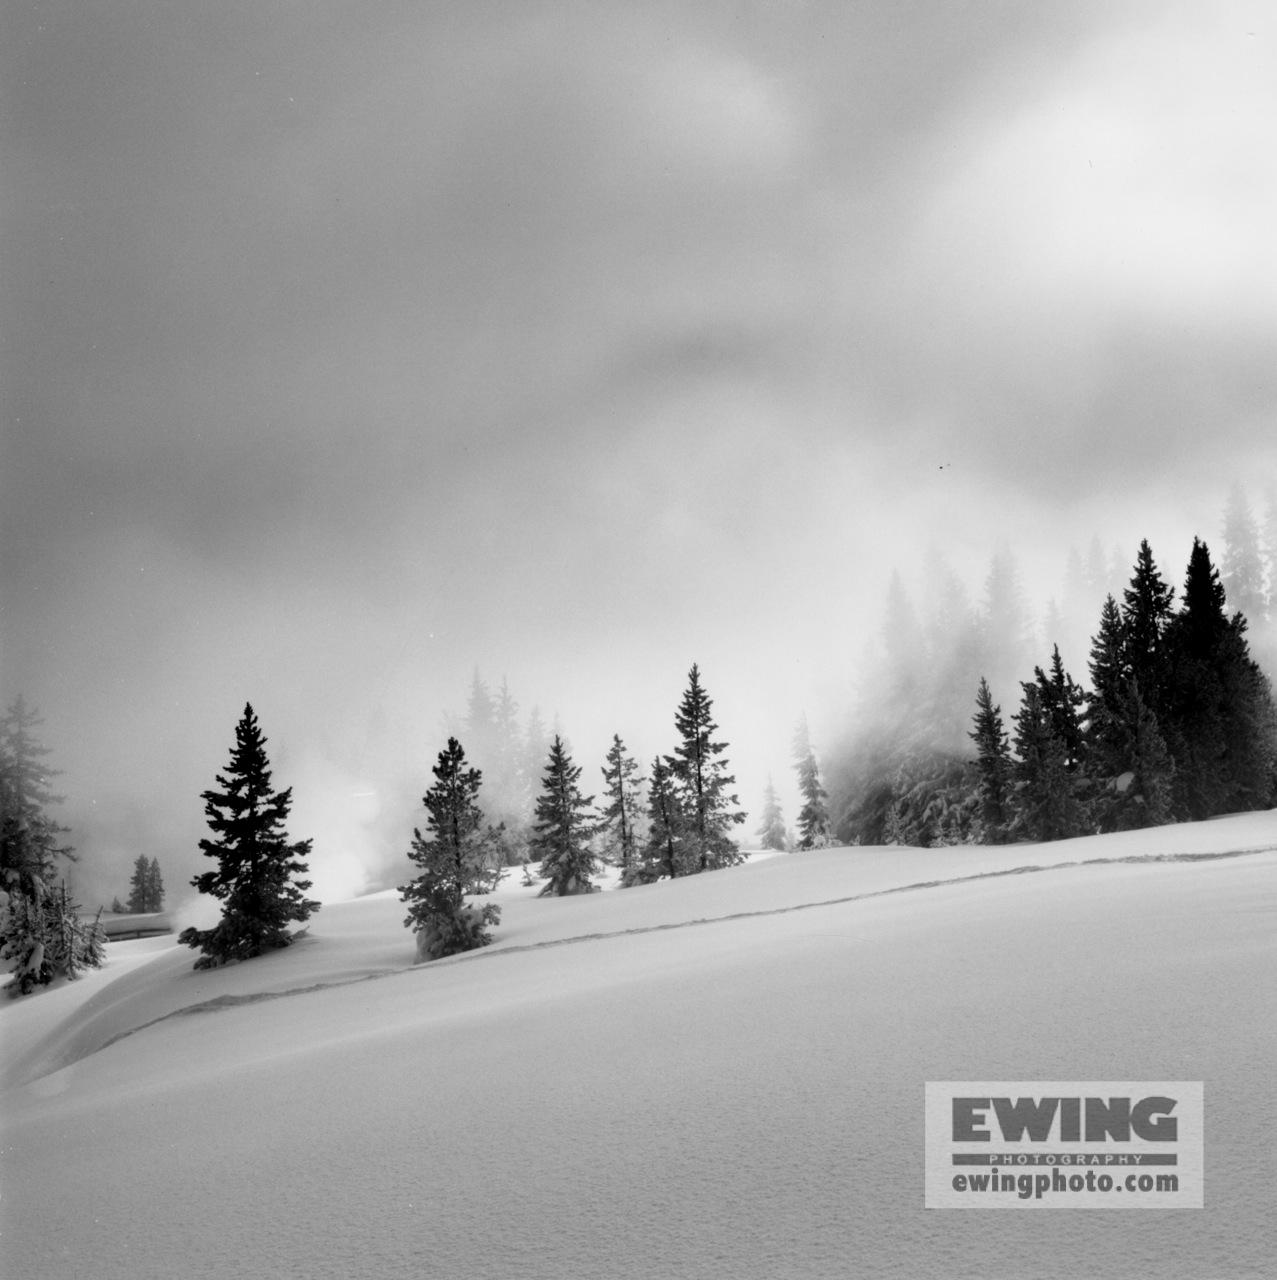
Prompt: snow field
<box><xmin>2</xmin><ymin>813</ymin><xmax>1275</xmax><ymax>1279</ymax></box>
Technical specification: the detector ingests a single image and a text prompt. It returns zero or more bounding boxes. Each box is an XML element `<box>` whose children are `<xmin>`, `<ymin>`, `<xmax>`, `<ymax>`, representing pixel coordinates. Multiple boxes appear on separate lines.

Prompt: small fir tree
<box><xmin>1121</xmin><ymin>540</ymin><xmax>1175</xmax><ymax>714</ymax></box>
<box><xmin>399</xmin><ymin>737</ymin><xmax>500</xmax><ymax>960</ymax></box>
<box><xmin>667</xmin><ymin>664</ymin><xmax>746</xmax><ymax>872</ymax></box>
<box><xmin>598</xmin><ymin>735</ymin><xmax>644</xmax><ymax>874</ymax></box>
<box><xmin>178</xmin><ymin>704</ymin><xmax>319</xmax><ymax>970</ymax></box>
<box><xmin>756</xmin><ymin>777</ymin><xmax>787</xmax><ymax>851</ymax></box>
<box><xmin>532</xmin><ymin>736</ymin><xmax>601</xmax><ymax>896</ymax></box>
<box><xmin>791</xmin><ymin>715</ymin><xmax>831</xmax><ymax>849</ymax></box>
<box><xmin>629</xmin><ymin>755</ymin><xmax>684</xmax><ymax>884</ymax></box>
<box><xmin>968</xmin><ymin>678</ymin><xmax>1013</xmax><ymax>842</ymax></box>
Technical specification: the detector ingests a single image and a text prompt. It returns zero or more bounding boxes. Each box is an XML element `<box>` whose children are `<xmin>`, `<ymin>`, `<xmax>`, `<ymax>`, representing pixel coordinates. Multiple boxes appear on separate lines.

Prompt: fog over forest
<box><xmin>4</xmin><ymin>3</ymin><xmax>1276</xmax><ymax>910</ymax></box>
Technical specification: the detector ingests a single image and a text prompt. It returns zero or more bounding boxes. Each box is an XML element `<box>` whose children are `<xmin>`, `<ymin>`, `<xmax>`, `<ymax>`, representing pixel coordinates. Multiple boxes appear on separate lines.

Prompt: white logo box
<box><xmin>924</xmin><ymin>1081</ymin><xmax>1203</xmax><ymax>1208</ymax></box>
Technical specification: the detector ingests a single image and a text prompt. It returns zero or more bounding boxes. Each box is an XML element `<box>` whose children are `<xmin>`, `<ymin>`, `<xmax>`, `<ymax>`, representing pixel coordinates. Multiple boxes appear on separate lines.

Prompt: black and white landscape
<box><xmin>3</xmin><ymin>4</ymin><xmax>1276</xmax><ymax>1278</ymax></box>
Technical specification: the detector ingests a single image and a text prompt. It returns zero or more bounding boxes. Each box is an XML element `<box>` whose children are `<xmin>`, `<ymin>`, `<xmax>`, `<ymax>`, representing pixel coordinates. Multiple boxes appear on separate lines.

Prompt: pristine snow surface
<box><xmin>2</xmin><ymin>817</ymin><xmax>1275</xmax><ymax>1279</ymax></box>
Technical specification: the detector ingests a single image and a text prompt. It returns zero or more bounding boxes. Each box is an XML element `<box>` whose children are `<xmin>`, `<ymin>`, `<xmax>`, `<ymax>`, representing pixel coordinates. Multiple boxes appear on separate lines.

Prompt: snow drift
<box><xmin>2</xmin><ymin>814</ymin><xmax>1275</xmax><ymax>1279</ymax></box>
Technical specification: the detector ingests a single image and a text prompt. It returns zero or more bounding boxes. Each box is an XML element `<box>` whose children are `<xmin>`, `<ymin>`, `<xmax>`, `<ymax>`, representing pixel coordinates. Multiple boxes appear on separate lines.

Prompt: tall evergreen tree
<box><xmin>178</xmin><ymin>704</ymin><xmax>319</xmax><ymax>970</ymax></box>
<box><xmin>1164</xmin><ymin>538</ymin><xmax>1277</xmax><ymax>818</ymax></box>
<box><xmin>969</xmin><ymin>678</ymin><xmax>1013</xmax><ymax>842</ymax></box>
<box><xmin>598</xmin><ymin>735</ymin><xmax>644</xmax><ymax>875</ymax></box>
<box><xmin>399</xmin><ymin>737</ymin><xmax>500</xmax><ymax>960</ymax></box>
<box><xmin>756</xmin><ymin>777</ymin><xmax>787</xmax><ymax>851</ymax></box>
<box><xmin>791</xmin><ymin>715</ymin><xmax>831</xmax><ymax>849</ymax></box>
<box><xmin>666</xmin><ymin>665</ymin><xmax>746</xmax><ymax>872</ymax></box>
<box><xmin>531</xmin><ymin>736</ymin><xmax>600</xmax><ymax>896</ymax></box>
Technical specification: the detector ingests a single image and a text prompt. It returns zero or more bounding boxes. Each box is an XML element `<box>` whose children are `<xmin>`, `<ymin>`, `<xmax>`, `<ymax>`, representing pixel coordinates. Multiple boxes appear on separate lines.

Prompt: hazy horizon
<box><xmin>4</xmin><ymin>2</ymin><xmax>1275</xmax><ymax>907</ymax></box>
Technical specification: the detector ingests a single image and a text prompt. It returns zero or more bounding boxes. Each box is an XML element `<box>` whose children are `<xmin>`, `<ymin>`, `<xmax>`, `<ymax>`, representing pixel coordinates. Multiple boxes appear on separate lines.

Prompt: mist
<box><xmin>4</xmin><ymin>3</ymin><xmax>1276</xmax><ymax>907</ymax></box>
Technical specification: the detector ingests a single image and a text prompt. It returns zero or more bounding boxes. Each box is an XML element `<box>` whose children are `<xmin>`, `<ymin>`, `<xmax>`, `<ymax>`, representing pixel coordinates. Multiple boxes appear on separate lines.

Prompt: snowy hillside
<box><xmin>3</xmin><ymin>816</ymin><xmax>1276</xmax><ymax>1279</ymax></box>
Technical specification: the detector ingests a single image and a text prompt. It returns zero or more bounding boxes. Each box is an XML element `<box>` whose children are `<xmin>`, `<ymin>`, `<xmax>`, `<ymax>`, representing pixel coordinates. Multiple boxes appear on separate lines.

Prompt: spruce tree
<box><xmin>756</xmin><ymin>777</ymin><xmax>787</xmax><ymax>851</ymax></box>
<box><xmin>531</xmin><ymin>736</ymin><xmax>600</xmax><ymax>896</ymax></box>
<box><xmin>399</xmin><ymin>737</ymin><xmax>500</xmax><ymax>960</ymax></box>
<box><xmin>969</xmin><ymin>678</ymin><xmax>1013</xmax><ymax>842</ymax></box>
<box><xmin>666</xmin><ymin>664</ymin><xmax>746</xmax><ymax>872</ymax></box>
<box><xmin>599</xmin><ymin>735</ymin><xmax>644</xmax><ymax>875</ymax></box>
<box><xmin>178</xmin><ymin>704</ymin><xmax>319</xmax><ymax>970</ymax></box>
<box><xmin>1121</xmin><ymin>540</ymin><xmax>1175</xmax><ymax>714</ymax></box>
<box><xmin>791</xmin><ymin>715</ymin><xmax>831</xmax><ymax>849</ymax></box>
<box><xmin>1034</xmin><ymin>646</ymin><xmax>1087</xmax><ymax>772</ymax></box>
<box><xmin>1164</xmin><ymin>538</ymin><xmax>1277</xmax><ymax>818</ymax></box>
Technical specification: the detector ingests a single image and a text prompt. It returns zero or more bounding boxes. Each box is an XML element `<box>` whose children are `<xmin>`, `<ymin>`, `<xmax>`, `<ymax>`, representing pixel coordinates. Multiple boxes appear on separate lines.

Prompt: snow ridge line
<box><xmin>71</xmin><ymin>844</ymin><xmax>1277</xmax><ymax>1071</ymax></box>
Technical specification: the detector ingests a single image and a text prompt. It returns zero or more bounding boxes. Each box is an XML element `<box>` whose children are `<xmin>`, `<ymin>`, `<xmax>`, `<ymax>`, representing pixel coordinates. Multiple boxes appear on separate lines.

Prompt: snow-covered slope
<box><xmin>3</xmin><ymin>815</ymin><xmax>1275</xmax><ymax>1279</ymax></box>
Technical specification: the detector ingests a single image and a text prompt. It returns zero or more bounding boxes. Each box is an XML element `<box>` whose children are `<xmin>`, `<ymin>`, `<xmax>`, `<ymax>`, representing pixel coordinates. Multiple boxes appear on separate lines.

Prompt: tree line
<box><xmin>832</xmin><ymin>533</ymin><xmax>1276</xmax><ymax>847</ymax></box>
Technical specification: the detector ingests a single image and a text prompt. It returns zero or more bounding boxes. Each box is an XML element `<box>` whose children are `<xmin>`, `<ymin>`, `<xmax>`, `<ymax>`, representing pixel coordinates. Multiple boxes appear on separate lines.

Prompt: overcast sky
<box><xmin>4</xmin><ymin>1</ymin><xmax>1275</xmax><ymax>903</ymax></box>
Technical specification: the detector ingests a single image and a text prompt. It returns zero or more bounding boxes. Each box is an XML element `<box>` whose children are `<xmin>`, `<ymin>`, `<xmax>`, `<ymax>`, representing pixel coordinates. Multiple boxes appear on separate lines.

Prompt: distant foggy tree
<box><xmin>110</xmin><ymin>895</ymin><xmax>125</xmax><ymax>914</ymax></box>
<box><xmin>148</xmin><ymin>858</ymin><xmax>165</xmax><ymax>912</ymax></box>
<box><xmin>0</xmin><ymin>696</ymin><xmax>75</xmax><ymax>895</ymax></box>
<box><xmin>667</xmin><ymin>664</ymin><xmax>746</xmax><ymax>872</ymax></box>
<box><xmin>399</xmin><ymin>737</ymin><xmax>500</xmax><ymax>960</ymax></box>
<box><xmin>1262</xmin><ymin>487</ymin><xmax>1277</xmax><ymax>617</ymax></box>
<box><xmin>978</xmin><ymin>549</ymin><xmax>1035</xmax><ymax>695</ymax></box>
<box><xmin>127</xmin><ymin>856</ymin><xmax>165</xmax><ymax>913</ymax></box>
<box><xmin>882</xmin><ymin>571</ymin><xmax>925</xmax><ymax>708</ymax></box>
<box><xmin>531</xmin><ymin>736</ymin><xmax>600</xmax><ymax>896</ymax></box>
<box><xmin>178</xmin><ymin>704</ymin><xmax>319</xmax><ymax>970</ymax></box>
<box><xmin>1220</xmin><ymin>484</ymin><xmax>1266</xmax><ymax>625</ymax></box>
<box><xmin>127</xmin><ymin>855</ymin><xmax>151</xmax><ymax>913</ymax></box>
<box><xmin>756</xmin><ymin>778</ymin><xmax>787</xmax><ymax>851</ymax></box>
<box><xmin>969</xmin><ymin>678</ymin><xmax>1013</xmax><ymax>842</ymax></box>
<box><xmin>523</xmin><ymin>706</ymin><xmax>551</xmax><ymax>798</ymax></box>
<box><xmin>598</xmin><ymin>735</ymin><xmax>644</xmax><ymax>875</ymax></box>
<box><xmin>791</xmin><ymin>715</ymin><xmax>831</xmax><ymax>849</ymax></box>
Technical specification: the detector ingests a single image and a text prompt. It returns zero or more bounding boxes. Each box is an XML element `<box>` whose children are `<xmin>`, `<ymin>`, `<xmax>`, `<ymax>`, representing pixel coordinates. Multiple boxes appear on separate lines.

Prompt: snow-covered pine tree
<box><xmin>756</xmin><ymin>777</ymin><xmax>787</xmax><ymax>851</ymax></box>
<box><xmin>667</xmin><ymin>664</ymin><xmax>746</xmax><ymax>872</ymax></box>
<box><xmin>0</xmin><ymin>696</ymin><xmax>75</xmax><ymax>896</ymax></box>
<box><xmin>969</xmin><ymin>678</ymin><xmax>1012</xmax><ymax>843</ymax></box>
<box><xmin>177</xmin><ymin>704</ymin><xmax>319</xmax><ymax>970</ymax></box>
<box><xmin>791</xmin><ymin>714</ymin><xmax>831</xmax><ymax>849</ymax></box>
<box><xmin>598</xmin><ymin>735</ymin><xmax>644</xmax><ymax>875</ymax></box>
<box><xmin>399</xmin><ymin>737</ymin><xmax>500</xmax><ymax>960</ymax></box>
<box><xmin>127</xmin><ymin>854</ymin><xmax>151</xmax><ymax>913</ymax></box>
<box><xmin>532</xmin><ymin>736</ymin><xmax>600</xmax><ymax>896</ymax></box>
